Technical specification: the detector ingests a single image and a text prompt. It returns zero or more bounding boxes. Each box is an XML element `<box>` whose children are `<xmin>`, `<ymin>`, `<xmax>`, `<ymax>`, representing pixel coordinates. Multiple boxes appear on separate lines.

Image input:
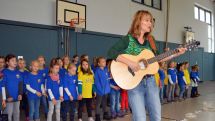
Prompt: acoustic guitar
<box><xmin>111</xmin><ymin>40</ymin><xmax>200</xmax><ymax>90</ymax></box>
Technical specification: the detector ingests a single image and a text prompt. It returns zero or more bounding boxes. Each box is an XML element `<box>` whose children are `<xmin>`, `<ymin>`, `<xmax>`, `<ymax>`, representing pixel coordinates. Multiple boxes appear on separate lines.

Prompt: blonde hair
<box><xmin>67</xmin><ymin>63</ymin><xmax>76</xmax><ymax>70</ymax></box>
<box><xmin>31</xmin><ymin>60</ymin><xmax>39</xmax><ymax>66</ymax></box>
<box><xmin>128</xmin><ymin>10</ymin><xmax>153</xmax><ymax>38</ymax></box>
<box><xmin>37</xmin><ymin>55</ymin><xmax>45</xmax><ymax>60</ymax></box>
<box><xmin>30</xmin><ymin>60</ymin><xmax>39</xmax><ymax>71</ymax></box>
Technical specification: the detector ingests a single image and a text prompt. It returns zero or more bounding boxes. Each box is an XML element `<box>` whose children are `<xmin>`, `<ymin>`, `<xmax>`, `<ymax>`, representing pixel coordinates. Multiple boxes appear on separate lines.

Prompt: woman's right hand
<box><xmin>116</xmin><ymin>55</ymin><xmax>141</xmax><ymax>72</ymax></box>
<box><xmin>128</xmin><ymin>60</ymin><xmax>141</xmax><ymax>72</ymax></box>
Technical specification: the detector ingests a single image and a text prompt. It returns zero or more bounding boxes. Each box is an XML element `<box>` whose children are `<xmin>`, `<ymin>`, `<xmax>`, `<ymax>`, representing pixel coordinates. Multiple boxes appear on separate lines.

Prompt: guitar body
<box><xmin>111</xmin><ymin>49</ymin><xmax>159</xmax><ymax>90</ymax></box>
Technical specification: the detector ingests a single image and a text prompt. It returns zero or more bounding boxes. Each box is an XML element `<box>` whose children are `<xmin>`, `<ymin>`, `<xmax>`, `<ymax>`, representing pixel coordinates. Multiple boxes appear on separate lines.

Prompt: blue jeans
<box><xmin>159</xmin><ymin>86</ymin><xmax>164</xmax><ymax>102</ymax></box>
<box><xmin>168</xmin><ymin>84</ymin><xmax>175</xmax><ymax>101</ymax></box>
<box><xmin>179</xmin><ymin>85</ymin><xmax>186</xmax><ymax>99</ymax></box>
<box><xmin>128</xmin><ymin>76</ymin><xmax>161</xmax><ymax>121</ymax></box>
<box><xmin>110</xmin><ymin>89</ymin><xmax>120</xmax><ymax>114</ymax></box>
<box><xmin>28</xmin><ymin>98</ymin><xmax>40</xmax><ymax>120</ymax></box>
<box><xmin>163</xmin><ymin>85</ymin><xmax>168</xmax><ymax>98</ymax></box>
<box><xmin>41</xmin><ymin>95</ymin><xmax>48</xmax><ymax>114</ymax></box>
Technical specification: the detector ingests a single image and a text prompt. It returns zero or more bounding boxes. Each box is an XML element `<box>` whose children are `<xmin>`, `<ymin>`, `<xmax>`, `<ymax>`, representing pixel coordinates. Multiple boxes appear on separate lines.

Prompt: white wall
<box><xmin>77</xmin><ymin>0</ymin><xmax>167</xmax><ymax>42</ymax></box>
<box><xmin>0</xmin><ymin>0</ymin><xmax>214</xmax><ymax>51</ymax></box>
<box><xmin>0</xmin><ymin>0</ymin><xmax>56</xmax><ymax>25</ymax></box>
<box><xmin>168</xmin><ymin>0</ymin><xmax>215</xmax><ymax>51</ymax></box>
<box><xmin>0</xmin><ymin>0</ymin><xmax>167</xmax><ymax>41</ymax></box>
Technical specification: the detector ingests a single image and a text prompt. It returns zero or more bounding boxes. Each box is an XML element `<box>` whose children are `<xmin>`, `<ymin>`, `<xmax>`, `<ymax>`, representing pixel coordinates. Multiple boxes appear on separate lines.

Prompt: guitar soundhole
<box><xmin>139</xmin><ymin>59</ymin><xmax>148</xmax><ymax>69</ymax></box>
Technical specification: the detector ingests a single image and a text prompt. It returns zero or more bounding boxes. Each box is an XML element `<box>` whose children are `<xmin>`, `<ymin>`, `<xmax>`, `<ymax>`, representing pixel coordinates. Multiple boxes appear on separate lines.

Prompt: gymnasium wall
<box><xmin>0</xmin><ymin>19</ymin><xmax>215</xmax><ymax>81</ymax></box>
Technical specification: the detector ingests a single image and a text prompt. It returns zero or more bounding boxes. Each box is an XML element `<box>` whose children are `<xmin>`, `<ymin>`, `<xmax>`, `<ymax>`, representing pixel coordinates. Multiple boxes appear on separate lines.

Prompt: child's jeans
<box><xmin>191</xmin><ymin>87</ymin><xmax>198</xmax><ymax>97</ymax></box>
<box><xmin>78</xmin><ymin>98</ymin><xmax>93</xmax><ymax>119</ymax></box>
<box><xmin>163</xmin><ymin>85</ymin><xmax>168</xmax><ymax>98</ymax></box>
<box><xmin>47</xmin><ymin>100</ymin><xmax>61</xmax><ymax>121</ymax></box>
<box><xmin>28</xmin><ymin>98</ymin><xmax>40</xmax><ymax>120</ymax></box>
<box><xmin>168</xmin><ymin>84</ymin><xmax>175</xmax><ymax>101</ymax></box>
<box><xmin>41</xmin><ymin>95</ymin><xmax>49</xmax><ymax>115</ymax></box>
<box><xmin>61</xmin><ymin>100</ymin><xmax>76</xmax><ymax>121</ymax></box>
<box><xmin>110</xmin><ymin>89</ymin><xmax>120</xmax><ymax>114</ymax></box>
<box><xmin>121</xmin><ymin>90</ymin><xmax>129</xmax><ymax>111</ymax></box>
<box><xmin>159</xmin><ymin>86</ymin><xmax>164</xmax><ymax>102</ymax></box>
<box><xmin>179</xmin><ymin>85</ymin><xmax>186</xmax><ymax>99</ymax></box>
<box><xmin>184</xmin><ymin>85</ymin><xmax>189</xmax><ymax>98</ymax></box>
<box><xmin>5</xmin><ymin>101</ymin><xmax>20</xmax><ymax>121</ymax></box>
<box><xmin>174</xmin><ymin>84</ymin><xmax>179</xmax><ymax>96</ymax></box>
<box><xmin>96</xmin><ymin>94</ymin><xmax>108</xmax><ymax>115</ymax></box>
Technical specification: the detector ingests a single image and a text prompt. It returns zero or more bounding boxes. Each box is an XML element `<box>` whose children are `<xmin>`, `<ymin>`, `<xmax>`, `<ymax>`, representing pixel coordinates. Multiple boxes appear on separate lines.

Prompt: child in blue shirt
<box><xmin>46</xmin><ymin>58</ymin><xmax>63</xmax><ymax>121</ymax></box>
<box><xmin>158</xmin><ymin>62</ymin><xmax>165</xmax><ymax>103</ymax></box>
<box><xmin>106</xmin><ymin>58</ymin><xmax>123</xmax><ymax>119</ymax></box>
<box><xmin>37</xmin><ymin>55</ymin><xmax>49</xmax><ymax>118</ymax></box>
<box><xmin>94</xmin><ymin>57</ymin><xmax>111</xmax><ymax>121</ymax></box>
<box><xmin>62</xmin><ymin>63</ymin><xmax>78</xmax><ymax>121</ymax></box>
<box><xmin>0</xmin><ymin>56</ymin><xmax>6</xmax><ymax>111</ymax></box>
<box><xmin>17</xmin><ymin>58</ymin><xmax>29</xmax><ymax>120</ymax></box>
<box><xmin>167</xmin><ymin>61</ymin><xmax>177</xmax><ymax>102</ymax></box>
<box><xmin>37</xmin><ymin>56</ymin><xmax>49</xmax><ymax>79</ymax></box>
<box><xmin>91</xmin><ymin>57</ymin><xmax>97</xmax><ymax>73</ymax></box>
<box><xmin>62</xmin><ymin>55</ymin><xmax>71</xmax><ymax>69</ymax></box>
<box><xmin>190</xmin><ymin>65</ymin><xmax>200</xmax><ymax>98</ymax></box>
<box><xmin>25</xmin><ymin>60</ymin><xmax>45</xmax><ymax>121</ymax></box>
<box><xmin>2</xmin><ymin>54</ymin><xmax>23</xmax><ymax>121</ymax></box>
<box><xmin>72</xmin><ymin>55</ymin><xmax>80</xmax><ymax>68</ymax></box>
<box><xmin>177</xmin><ymin>63</ymin><xmax>187</xmax><ymax>101</ymax></box>
<box><xmin>56</xmin><ymin>57</ymin><xmax>67</xmax><ymax>78</ymax></box>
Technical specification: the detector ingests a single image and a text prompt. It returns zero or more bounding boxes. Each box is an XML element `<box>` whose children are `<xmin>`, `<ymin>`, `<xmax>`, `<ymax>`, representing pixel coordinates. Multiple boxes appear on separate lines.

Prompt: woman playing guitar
<box><xmin>108</xmin><ymin>10</ymin><xmax>186</xmax><ymax>121</ymax></box>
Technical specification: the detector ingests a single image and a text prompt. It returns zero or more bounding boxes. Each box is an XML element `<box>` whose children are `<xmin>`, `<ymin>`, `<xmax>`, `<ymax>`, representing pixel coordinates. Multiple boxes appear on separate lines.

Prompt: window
<box><xmin>206</xmin><ymin>12</ymin><xmax>211</xmax><ymax>24</ymax></box>
<box><xmin>194</xmin><ymin>5</ymin><xmax>212</xmax><ymax>24</ymax></box>
<box><xmin>199</xmin><ymin>9</ymin><xmax>205</xmax><ymax>22</ymax></box>
<box><xmin>194</xmin><ymin>5</ymin><xmax>214</xmax><ymax>53</ymax></box>
<box><xmin>194</xmin><ymin>6</ymin><xmax>199</xmax><ymax>19</ymax></box>
<box><xmin>132</xmin><ymin>0</ymin><xmax>162</xmax><ymax>10</ymax></box>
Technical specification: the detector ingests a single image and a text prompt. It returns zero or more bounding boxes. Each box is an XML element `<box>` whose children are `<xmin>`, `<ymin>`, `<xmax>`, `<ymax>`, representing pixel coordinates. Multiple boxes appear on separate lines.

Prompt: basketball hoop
<box><xmin>70</xmin><ymin>18</ymin><xmax>85</xmax><ymax>33</ymax></box>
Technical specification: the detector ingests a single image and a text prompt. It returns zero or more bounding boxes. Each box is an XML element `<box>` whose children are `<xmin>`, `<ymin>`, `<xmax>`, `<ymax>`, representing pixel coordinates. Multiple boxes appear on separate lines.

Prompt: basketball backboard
<box><xmin>56</xmin><ymin>0</ymin><xmax>86</xmax><ymax>29</ymax></box>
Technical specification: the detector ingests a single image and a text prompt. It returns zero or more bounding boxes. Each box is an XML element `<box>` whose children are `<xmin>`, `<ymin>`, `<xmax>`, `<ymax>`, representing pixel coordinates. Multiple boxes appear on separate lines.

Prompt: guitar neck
<box><xmin>147</xmin><ymin>49</ymin><xmax>179</xmax><ymax>64</ymax></box>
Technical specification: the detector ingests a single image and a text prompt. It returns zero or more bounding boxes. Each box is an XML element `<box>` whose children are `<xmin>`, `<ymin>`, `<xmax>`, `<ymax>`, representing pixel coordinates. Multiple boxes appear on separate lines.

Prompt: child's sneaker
<box><xmin>88</xmin><ymin>117</ymin><xmax>94</xmax><ymax>121</ymax></box>
<box><xmin>117</xmin><ymin>111</ymin><xmax>124</xmax><ymax>118</ymax></box>
<box><xmin>95</xmin><ymin>114</ymin><xmax>101</xmax><ymax>121</ymax></box>
<box><xmin>25</xmin><ymin>117</ymin><xmax>29</xmax><ymax>121</ymax></box>
<box><xmin>125</xmin><ymin>109</ymin><xmax>129</xmax><ymax>115</ymax></box>
<box><xmin>103</xmin><ymin>112</ymin><xmax>111</xmax><ymax>120</ymax></box>
<box><xmin>111</xmin><ymin>112</ymin><xmax>117</xmax><ymax>119</ymax></box>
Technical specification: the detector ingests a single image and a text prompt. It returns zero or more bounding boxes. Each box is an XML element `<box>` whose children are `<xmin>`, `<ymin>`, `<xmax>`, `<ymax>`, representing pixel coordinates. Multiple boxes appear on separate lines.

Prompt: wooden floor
<box><xmin>20</xmin><ymin>81</ymin><xmax>215</xmax><ymax>121</ymax></box>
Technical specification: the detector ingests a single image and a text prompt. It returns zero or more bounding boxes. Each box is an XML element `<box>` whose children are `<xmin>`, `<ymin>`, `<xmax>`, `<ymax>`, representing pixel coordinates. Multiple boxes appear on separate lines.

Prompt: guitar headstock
<box><xmin>183</xmin><ymin>40</ymin><xmax>200</xmax><ymax>51</ymax></box>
